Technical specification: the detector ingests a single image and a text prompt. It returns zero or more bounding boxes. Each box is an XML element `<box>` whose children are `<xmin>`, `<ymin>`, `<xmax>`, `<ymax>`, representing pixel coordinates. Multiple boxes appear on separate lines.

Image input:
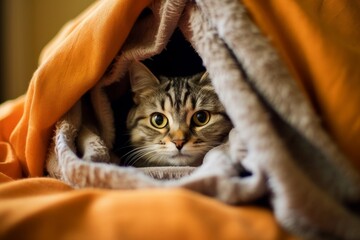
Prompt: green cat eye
<box><xmin>150</xmin><ymin>113</ymin><xmax>168</xmax><ymax>129</ymax></box>
<box><xmin>192</xmin><ymin>110</ymin><xmax>210</xmax><ymax>126</ymax></box>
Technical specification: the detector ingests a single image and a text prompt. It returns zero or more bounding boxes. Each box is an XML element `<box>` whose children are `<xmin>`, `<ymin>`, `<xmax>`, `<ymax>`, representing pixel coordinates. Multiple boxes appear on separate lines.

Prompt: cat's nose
<box><xmin>172</xmin><ymin>140</ymin><xmax>185</xmax><ymax>150</ymax></box>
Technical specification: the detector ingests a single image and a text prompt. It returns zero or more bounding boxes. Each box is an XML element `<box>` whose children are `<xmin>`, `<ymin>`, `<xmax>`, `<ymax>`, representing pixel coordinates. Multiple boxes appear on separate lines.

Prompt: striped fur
<box><xmin>125</xmin><ymin>61</ymin><xmax>232</xmax><ymax>167</ymax></box>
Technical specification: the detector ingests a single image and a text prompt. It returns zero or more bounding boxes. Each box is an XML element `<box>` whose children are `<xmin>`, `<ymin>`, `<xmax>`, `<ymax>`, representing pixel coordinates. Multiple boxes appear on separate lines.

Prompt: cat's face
<box><xmin>125</xmin><ymin>61</ymin><xmax>232</xmax><ymax>167</ymax></box>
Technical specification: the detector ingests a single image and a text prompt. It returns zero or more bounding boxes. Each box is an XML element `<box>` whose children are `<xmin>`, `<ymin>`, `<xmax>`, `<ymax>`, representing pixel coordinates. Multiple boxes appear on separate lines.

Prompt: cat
<box><xmin>125</xmin><ymin>61</ymin><xmax>232</xmax><ymax>167</ymax></box>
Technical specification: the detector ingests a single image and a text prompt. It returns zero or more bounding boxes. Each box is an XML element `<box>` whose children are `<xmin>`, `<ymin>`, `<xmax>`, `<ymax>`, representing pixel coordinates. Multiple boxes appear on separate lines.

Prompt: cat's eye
<box><xmin>150</xmin><ymin>113</ymin><xmax>168</xmax><ymax>129</ymax></box>
<box><xmin>192</xmin><ymin>110</ymin><xmax>210</xmax><ymax>126</ymax></box>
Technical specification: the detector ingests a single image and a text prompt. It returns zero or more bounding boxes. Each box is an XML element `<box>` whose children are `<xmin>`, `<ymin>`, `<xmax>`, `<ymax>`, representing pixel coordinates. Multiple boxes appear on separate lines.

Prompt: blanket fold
<box><xmin>1</xmin><ymin>0</ymin><xmax>360</xmax><ymax>239</ymax></box>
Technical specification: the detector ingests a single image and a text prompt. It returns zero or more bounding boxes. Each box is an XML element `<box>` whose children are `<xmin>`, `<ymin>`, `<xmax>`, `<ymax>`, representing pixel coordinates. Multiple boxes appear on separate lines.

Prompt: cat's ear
<box><xmin>198</xmin><ymin>72</ymin><xmax>213</xmax><ymax>87</ymax></box>
<box><xmin>128</xmin><ymin>61</ymin><xmax>160</xmax><ymax>104</ymax></box>
<box><xmin>199</xmin><ymin>72</ymin><xmax>210</xmax><ymax>83</ymax></box>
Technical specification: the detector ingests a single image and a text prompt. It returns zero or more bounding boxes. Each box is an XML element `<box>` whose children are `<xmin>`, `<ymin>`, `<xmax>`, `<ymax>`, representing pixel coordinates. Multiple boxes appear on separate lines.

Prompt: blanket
<box><xmin>1</xmin><ymin>0</ymin><xmax>360</xmax><ymax>240</ymax></box>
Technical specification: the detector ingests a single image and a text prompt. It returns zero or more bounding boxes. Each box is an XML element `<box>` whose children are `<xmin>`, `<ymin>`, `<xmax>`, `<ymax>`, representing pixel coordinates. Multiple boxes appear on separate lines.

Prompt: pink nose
<box><xmin>172</xmin><ymin>140</ymin><xmax>185</xmax><ymax>150</ymax></box>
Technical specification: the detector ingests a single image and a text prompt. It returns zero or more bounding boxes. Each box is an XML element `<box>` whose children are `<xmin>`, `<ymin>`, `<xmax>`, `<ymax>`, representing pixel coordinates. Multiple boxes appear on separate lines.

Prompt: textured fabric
<box><xmin>0</xmin><ymin>0</ymin><xmax>151</xmax><ymax>178</ymax></box>
<box><xmin>0</xmin><ymin>0</ymin><xmax>360</xmax><ymax>240</ymax></box>
<box><xmin>0</xmin><ymin>177</ymin><xmax>296</xmax><ymax>240</ymax></box>
<box><xmin>242</xmin><ymin>0</ymin><xmax>360</xmax><ymax>170</ymax></box>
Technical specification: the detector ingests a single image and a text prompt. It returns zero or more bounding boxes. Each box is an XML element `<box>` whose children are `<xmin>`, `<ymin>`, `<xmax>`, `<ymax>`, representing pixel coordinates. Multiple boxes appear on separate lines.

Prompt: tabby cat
<box><xmin>125</xmin><ymin>61</ymin><xmax>232</xmax><ymax>167</ymax></box>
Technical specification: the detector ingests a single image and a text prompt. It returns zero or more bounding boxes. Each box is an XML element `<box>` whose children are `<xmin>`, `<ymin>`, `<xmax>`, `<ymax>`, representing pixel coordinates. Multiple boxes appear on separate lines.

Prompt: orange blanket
<box><xmin>1</xmin><ymin>0</ymin><xmax>360</xmax><ymax>239</ymax></box>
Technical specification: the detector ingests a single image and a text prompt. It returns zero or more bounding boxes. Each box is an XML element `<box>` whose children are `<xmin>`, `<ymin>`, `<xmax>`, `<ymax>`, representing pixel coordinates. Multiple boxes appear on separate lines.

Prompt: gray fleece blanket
<box><xmin>46</xmin><ymin>0</ymin><xmax>360</xmax><ymax>239</ymax></box>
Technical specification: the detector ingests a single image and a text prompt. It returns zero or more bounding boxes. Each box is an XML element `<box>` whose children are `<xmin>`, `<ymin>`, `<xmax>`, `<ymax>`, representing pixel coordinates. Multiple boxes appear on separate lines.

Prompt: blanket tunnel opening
<box><xmin>57</xmin><ymin>5</ymin><xmax>238</xmax><ymax>182</ymax></box>
<box><xmin>110</xmin><ymin>27</ymin><xmax>225</xmax><ymax>172</ymax></box>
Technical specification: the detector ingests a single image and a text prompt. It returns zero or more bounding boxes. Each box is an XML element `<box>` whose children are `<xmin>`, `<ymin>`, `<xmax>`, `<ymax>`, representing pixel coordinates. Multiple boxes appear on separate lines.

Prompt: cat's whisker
<box><xmin>124</xmin><ymin>150</ymin><xmax>148</xmax><ymax>166</ymax></box>
<box><xmin>122</xmin><ymin>145</ymin><xmax>150</xmax><ymax>157</ymax></box>
<box><xmin>123</xmin><ymin>145</ymin><xmax>158</xmax><ymax>166</ymax></box>
<box><xmin>127</xmin><ymin>151</ymin><xmax>155</xmax><ymax>166</ymax></box>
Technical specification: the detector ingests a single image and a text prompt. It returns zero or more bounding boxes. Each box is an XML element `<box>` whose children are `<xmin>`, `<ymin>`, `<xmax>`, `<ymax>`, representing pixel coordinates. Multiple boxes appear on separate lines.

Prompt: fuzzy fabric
<box><xmin>46</xmin><ymin>0</ymin><xmax>360</xmax><ymax>239</ymax></box>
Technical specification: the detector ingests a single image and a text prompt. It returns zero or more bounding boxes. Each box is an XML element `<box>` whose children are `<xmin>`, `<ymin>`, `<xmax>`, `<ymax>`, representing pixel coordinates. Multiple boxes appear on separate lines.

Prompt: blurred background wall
<box><xmin>0</xmin><ymin>0</ymin><xmax>94</xmax><ymax>103</ymax></box>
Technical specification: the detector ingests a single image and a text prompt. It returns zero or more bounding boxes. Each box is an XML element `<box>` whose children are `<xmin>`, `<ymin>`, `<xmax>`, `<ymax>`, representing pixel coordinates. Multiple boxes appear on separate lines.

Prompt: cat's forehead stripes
<box><xmin>165</xmin><ymin>93</ymin><xmax>174</xmax><ymax>109</ymax></box>
<box><xmin>161</xmin><ymin>78</ymin><xmax>196</xmax><ymax>111</ymax></box>
<box><xmin>160</xmin><ymin>98</ymin><xmax>166</xmax><ymax>112</ymax></box>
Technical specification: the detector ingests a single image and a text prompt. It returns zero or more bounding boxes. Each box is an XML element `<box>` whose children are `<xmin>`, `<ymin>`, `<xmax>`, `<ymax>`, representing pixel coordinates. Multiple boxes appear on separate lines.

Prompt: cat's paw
<box><xmin>77</xmin><ymin>125</ymin><xmax>110</xmax><ymax>163</ymax></box>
